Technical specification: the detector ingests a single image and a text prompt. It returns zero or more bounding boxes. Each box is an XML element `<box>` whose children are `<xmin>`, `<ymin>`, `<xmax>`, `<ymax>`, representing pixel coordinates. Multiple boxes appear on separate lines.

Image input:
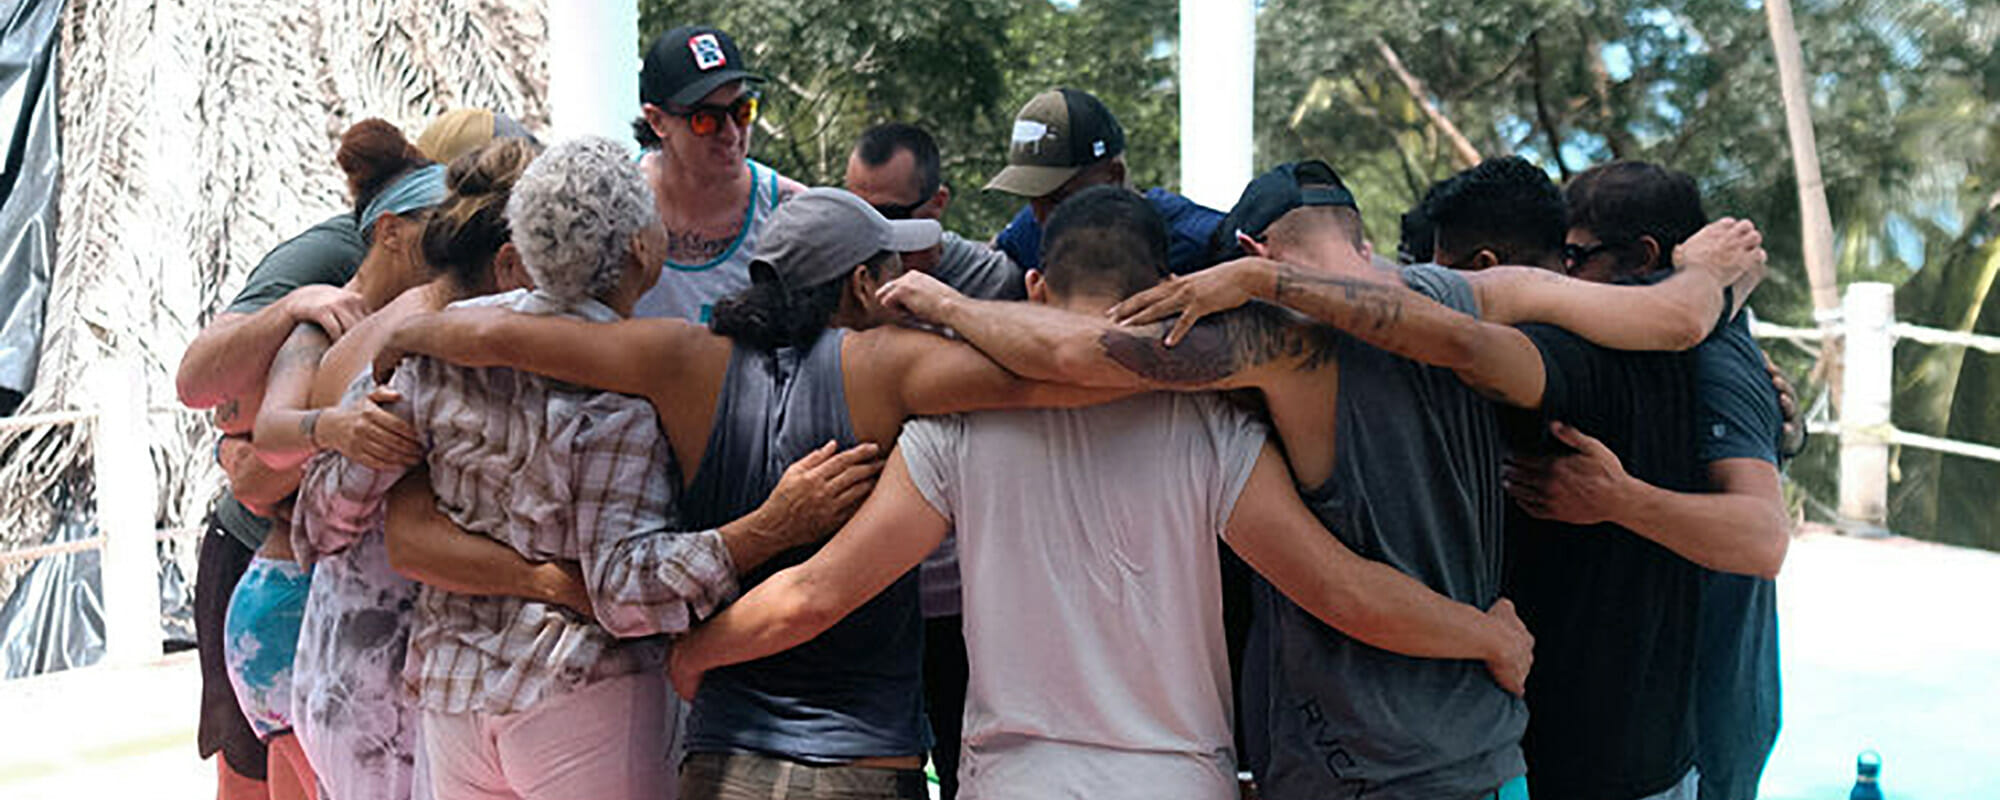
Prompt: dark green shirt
<box><xmin>213</xmin><ymin>214</ymin><xmax>366</xmax><ymax>548</ymax></box>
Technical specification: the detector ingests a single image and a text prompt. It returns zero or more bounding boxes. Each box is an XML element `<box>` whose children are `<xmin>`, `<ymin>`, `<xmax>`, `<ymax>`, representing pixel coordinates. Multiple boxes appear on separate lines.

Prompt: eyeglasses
<box><xmin>1562</xmin><ymin>240</ymin><xmax>1623</xmax><ymax>269</ymax></box>
<box><xmin>666</xmin><ymin>93</ymin><xmax>759</xmax><ymax>137</ymax></box>
<box><xmin>870</xmin><ymin>198</ymin><xmax>928</xmax><ymax>220</ymax></box>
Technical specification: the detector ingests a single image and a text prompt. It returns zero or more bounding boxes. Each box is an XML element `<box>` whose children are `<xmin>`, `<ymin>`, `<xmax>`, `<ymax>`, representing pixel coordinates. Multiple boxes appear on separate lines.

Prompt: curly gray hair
<box><xmin>505</xmin><ymin>136</ymin><xmax>657</xmax><ymax>304</ymax></box>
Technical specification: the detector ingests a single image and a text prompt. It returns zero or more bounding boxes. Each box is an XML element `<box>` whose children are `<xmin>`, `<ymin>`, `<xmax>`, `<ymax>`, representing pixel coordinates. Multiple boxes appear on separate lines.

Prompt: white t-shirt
<box><xmin>899</xmin><ymin>393</ymin><xmax>1267</xmax><ymax>800</ymax></box>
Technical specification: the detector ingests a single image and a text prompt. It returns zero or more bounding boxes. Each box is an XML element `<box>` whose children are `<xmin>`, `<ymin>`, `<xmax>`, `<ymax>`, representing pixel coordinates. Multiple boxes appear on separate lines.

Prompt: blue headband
<box><xmin>359</xmin><ymin>163</ymin><xmax>447</xmax><ymax>240</ymax></box>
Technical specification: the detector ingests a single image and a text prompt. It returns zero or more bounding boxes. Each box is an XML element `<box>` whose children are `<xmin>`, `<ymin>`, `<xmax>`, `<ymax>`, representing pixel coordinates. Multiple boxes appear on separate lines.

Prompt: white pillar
<box><xmin>93</xmin><ymin>356</ymin><xmax>160</xmax><ymax>666</ymax></box>
<box><xmin>548</xmin><ymin>0</ymin><xmax>640</xmax><ymax>146</ymax></box>
<box><xmin>1837</xmin><ymin>282</ymin><xmax>1894</xmax><ymax>533</ymax></box>
<box><xmin>1179</xmin><ymin>0</ymin><xmax>1256</xmax><ymax>210</ymax></box>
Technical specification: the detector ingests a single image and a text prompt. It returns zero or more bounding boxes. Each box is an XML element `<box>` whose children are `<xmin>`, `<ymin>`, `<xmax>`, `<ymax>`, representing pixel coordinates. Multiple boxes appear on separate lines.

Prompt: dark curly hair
<box><xmin>709</xmin><ymin>250</ymin><xmax>900</xmax><ymax>350</ymax></box>
<box><xmin>1428</xmin><ymin>156</ymin><xmax>1567</xmax><ymax>268</ymax></box>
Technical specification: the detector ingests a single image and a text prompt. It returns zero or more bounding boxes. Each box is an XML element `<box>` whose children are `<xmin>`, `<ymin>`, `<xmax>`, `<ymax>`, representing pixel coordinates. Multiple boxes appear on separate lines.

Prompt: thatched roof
<box><xmin>1</xmin><ymin>0</ymin><xmax>550</xmax><ymax>596</ymax></box>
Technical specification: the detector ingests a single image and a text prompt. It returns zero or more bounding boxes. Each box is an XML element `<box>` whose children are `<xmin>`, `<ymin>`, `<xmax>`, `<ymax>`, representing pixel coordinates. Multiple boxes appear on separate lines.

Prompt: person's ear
<box><xmin>851</xmin><ymin>264</ymin><xmax>878</xmax><ymax>308</ymax></box>
<box><xmin>494</xmin><ymin>243</ymin><xmax>532</xmax><ymax>290</ymax></box>
<box><xmin>1358</xmin><ymin>238</ymin><xmax>1375</xmax><ymax>261</ymax></box>
<box><xmin>1235</xmin><ymin>232</ymin><xmax>1271</xmax><ymax>259</ymax></box>
<box><xmin>1105</xmin><ymin>158</ymin><xmax>1127</xmax><ymax>186</ymax></box>
<box><xmin>642</xmin><ymin>104</ymin><xmax>674</xmax><ymax>140</ymax></box>
<box><xmin>931</xmin><ymin>185</ymin><xmax>952</xmax><ymax>216</ymax></box>
<box><xmin>1471</xmin><ymin>249</ymin><xmax>1500</xmax><ymax>271</ymax></box>
<box><xmin>373</xmin><ymin>212</ymin><xmax>403</xmax><ymax>247</ymax></box>
<box><xmin>1638</xmin><ymin>235</ymin><xmax>1663</xmax><ymax>272</ymax></box>
<box><xmin>1025</xmin><ymin>269</ymin><xmax>1049</xmax><ymax>304</ymax></box>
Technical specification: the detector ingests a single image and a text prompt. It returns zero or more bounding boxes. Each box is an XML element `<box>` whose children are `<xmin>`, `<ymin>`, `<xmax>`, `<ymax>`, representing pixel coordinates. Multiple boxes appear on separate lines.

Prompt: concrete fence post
<box><xmin>93</xmin><ymin>355</ymin><xmax>159</xmax><ymax>666</ymax></box>
<box><xmin>1837</xmin><ymin>282</ymin><xmax>1895</xmax><ymax>534</ymax></box>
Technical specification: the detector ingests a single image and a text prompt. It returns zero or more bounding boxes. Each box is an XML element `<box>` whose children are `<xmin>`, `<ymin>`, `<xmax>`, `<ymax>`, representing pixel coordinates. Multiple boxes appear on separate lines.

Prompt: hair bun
<box><xmin>337</xmin><ymin>118</ymin><xmax>430</xmax><ymax>210</ymax></box>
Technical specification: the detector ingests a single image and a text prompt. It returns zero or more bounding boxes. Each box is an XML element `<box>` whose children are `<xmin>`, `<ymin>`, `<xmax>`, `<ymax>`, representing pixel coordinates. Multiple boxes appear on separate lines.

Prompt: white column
<box><xmin>548</xmin><ymin>0</ymin><xmax>641</xmax><ymax>146</ymax></box>
<box><xmin>94</xmin><ymin>356</ymin><xmax>160</xmax><ymax>666</ymax></box>
<box><xmin>1837</xmin><ymin>282</ymin><xmax>1894</xmax><ymax>533</ymax></box>
<box><xmin>1179</xmin><ymin>0</ymin><xmax>1256</xmax><ymax>210</ymax></box>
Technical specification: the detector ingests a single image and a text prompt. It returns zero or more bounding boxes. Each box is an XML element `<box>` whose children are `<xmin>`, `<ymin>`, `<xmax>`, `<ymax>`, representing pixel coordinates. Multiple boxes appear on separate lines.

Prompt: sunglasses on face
<box><xmin>870</xmin><ymin>198</ymin><xmax>928</xmax><ymax>220</ymax></box>
<box><xmin>1562</xmin><ymin>240</ymin><xmax>1623</xmax><ymax>269</ymax></box>
<box><xmin>667</xmin><ymin>93</ymin><xmax>759</xmax><ymax>137</ymax></box>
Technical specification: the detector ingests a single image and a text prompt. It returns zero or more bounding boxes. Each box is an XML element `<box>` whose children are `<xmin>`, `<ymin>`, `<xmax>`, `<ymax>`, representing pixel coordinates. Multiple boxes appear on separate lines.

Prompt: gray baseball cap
<box><xmin>751</xmin><ymin>188</ymin><xmax>941</xmax><ymax>290</ymax></box>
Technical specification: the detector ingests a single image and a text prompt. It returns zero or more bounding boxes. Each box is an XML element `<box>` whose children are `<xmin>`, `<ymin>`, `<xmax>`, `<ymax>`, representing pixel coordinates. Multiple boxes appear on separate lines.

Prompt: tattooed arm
<box><xmin>876</xmin><ymin>270</ymin><xmax>1330</xmax><ymax>392</ymax></box>
<box><xmin>254</xmin><ymin>324</ymin><xmax>422</xmax><ymax>472</ymax></box>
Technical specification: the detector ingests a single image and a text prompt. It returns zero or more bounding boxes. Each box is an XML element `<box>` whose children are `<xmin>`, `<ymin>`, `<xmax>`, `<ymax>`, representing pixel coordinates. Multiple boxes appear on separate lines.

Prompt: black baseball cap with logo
<box><xmin>641</xmin><ymin>25</ymin><xmax>764</xmax><ymax>108</ymax></box>
<box><xmin>1208</xmin><ymin>160</ymin><xmax>1359</xmax><ymax>261</ymax></box>
<box><xmin>983</xmin><ymin>88</ymin><xmax>1127</xmax><ymax>197</ymax></box>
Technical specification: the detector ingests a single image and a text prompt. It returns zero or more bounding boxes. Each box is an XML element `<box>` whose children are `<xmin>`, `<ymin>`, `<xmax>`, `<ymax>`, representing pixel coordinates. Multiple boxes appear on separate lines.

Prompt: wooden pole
<box><xmin>1765</xmin><ymin>0</ymin><xmax>1841</xmax><ymax>317</ymax></box>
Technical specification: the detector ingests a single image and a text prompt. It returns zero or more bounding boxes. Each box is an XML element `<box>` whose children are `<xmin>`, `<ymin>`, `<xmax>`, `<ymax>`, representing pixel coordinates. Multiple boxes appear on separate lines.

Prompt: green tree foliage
<box><xmin>634</xmin><ymin>0</ymin><xmax>2000</xmax><ymax>545</ymax></box>
<box><xmin>637</xmin><ymin>0</ymin><xmax>1180</xmax><ymax>237</ymax></box>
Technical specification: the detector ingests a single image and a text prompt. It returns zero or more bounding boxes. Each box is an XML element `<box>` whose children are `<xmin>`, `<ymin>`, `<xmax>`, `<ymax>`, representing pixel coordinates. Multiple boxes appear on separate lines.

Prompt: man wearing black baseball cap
<box><xmin>984</xmin><ymin>87</ymin><xmax>1224</xmax><ymax>276</ymax></box>
<box><xmin>631</xmin><ymin>25</ymin><xmax>807</xmax><ymax>323</ymax></box>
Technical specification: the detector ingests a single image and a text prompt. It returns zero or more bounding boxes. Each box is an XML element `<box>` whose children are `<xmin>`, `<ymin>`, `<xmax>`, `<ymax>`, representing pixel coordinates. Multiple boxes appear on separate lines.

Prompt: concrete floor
<box><xmin>0</xmin><ymin>530</ymin><xmax>1994</xmax><ymax>799</ymax></box>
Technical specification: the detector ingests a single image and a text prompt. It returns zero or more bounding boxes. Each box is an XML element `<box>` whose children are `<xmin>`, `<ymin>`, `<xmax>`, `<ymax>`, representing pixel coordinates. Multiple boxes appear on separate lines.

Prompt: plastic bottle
<box><xmin>1849</xmin><ymin>749</ymin><xmax>1884</xmax><ymax>800</ymax></box>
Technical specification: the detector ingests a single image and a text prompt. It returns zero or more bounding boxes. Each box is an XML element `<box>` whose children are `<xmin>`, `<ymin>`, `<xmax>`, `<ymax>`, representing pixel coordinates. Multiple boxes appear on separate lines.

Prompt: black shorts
<box><xmin>195</xmin><ymin>519</ymin><xmax>268</xmax><ymax>779</ymax></box>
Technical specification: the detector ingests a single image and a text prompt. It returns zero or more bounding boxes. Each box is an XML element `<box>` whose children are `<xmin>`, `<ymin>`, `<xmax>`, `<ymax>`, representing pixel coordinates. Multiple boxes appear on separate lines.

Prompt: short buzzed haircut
<box><xmin>1427</xmin><ymin>156</ymin><xmax>1567</xmax><ymax>267</ymax></box>
<box><xmin>855</xmin><ymin>122</ymin><xmax>942</xmax><ymax>200</ymax></box>
<box><xmin>1565</xmin><ymin>161</ymin><xmax>1707</xmax><ymax>270</ymax></box>
<box><xmin>1041</xmin><ymin>185</ymin><xmax>1169</xmax><ymax>300</ymax></box>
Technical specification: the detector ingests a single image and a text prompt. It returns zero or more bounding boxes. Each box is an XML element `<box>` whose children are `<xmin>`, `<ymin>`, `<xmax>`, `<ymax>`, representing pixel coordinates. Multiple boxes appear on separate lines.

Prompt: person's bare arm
<box><xmin>1465</xmin><ymin>266</ymin><xmax>1721</xmax><ymax>351</ymax></box>
<box><xmin>248</xmin><ymin>324</ymin><xmax>332</xmax><ymax>469</ymax></box>
<box><xmin>1467</xmin><ymin>218</ymin><xmax>1768</xmax><ymax>349</ymax></box>
<box><xmin>382</xmin><ymin>470</ymin><xmax>594</xmax><ymax>612</ymax></box>
<box><xmin>374</xmin><ymin>307</ymin><xmax>701</xmax><ymax>397</ymax></box>
<box><xmin>1505</xmin><ymin>423</ymin><xmax>1790</xmax><ymax>578</ymax></box>
<box><xmin>870</xmin><ymin>328</ymin><xmax>1132</xmax><ymax>417</ymax></box>
<box><xmin>1163</xmin><ymin>259</ymin><xmax>1552</xmax><ymax>407</ymax></box>
<box><xmin>1225</xmin><ymin>443</ymin><xmax>1533</xmax><ymax>695</ymax></box>
<box><xmin>877</xmin><ymin>270</ymin><xmax>1324</xmax><ymax>395</ymax></box>
<box><xmin>668</xmin><ymin>449</ymin><xmax>948</xmax><ymax>699</ymax></box>
<box><xmin>178</xmin><ymin>285</ymin><xmax>369</xmax><ymax>415</ymax></box>
<box><xmin>217</xmin><ymin>433</ymin><xmax>303</xmax><ymax>517</ymax></box>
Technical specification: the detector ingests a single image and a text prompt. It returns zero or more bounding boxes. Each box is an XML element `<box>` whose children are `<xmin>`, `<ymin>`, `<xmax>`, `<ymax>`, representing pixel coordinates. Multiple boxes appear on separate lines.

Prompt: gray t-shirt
<box><xmin>901</xmin><ymin>394</ymin><xmax>1266</xmax><ymax>800</ymax></box>
<box><xmin>1242</xmin><ymin>264</ymin><xmax>1527</xmax><ymax>800</ymax></box>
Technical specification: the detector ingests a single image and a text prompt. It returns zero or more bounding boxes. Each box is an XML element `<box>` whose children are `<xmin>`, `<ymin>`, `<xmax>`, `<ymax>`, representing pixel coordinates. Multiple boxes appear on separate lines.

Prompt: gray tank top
<box><xmin>680</xmin><ymin>328</ymin><xmax>930</xmax><ymax>761</ymax></box>
<box><xmin>1242</xmin><ymin>265</ymin><xmax>1528</xmax><ymax>800</ymax></box>
<box><xmin>633</xmin><ymin>159</ymin><xmax>783</xmax><ymax>323</ymax></box>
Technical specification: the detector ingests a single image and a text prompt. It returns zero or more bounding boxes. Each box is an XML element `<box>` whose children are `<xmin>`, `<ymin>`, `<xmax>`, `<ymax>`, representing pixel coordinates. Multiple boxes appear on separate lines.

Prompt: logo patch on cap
<box><xmin>689</xmin><ymin>33</ymin><xmax>727</xmax><ymax>71</ymax></box>
<box><xmin>1011</xmin><ymin>120</ymin><xmax>1050</xmax><ymax>149</ymax></box>
<box><xmin>1092</xmin><ymin>140</ymin><xmax>1107</xmax><ymax>158</ymax></box>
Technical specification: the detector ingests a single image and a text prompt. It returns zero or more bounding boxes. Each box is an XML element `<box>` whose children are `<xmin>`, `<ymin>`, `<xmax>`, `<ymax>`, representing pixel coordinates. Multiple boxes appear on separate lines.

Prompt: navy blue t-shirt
<box><xmin>1691</xmin><ymin>313</ymin><xmax>1785</xmax><ymax>800</ymax></box>
<box><xmin>993</xmin><ymin>188</ymin><xmax>1223</xmax><ymax>275</ymax></box>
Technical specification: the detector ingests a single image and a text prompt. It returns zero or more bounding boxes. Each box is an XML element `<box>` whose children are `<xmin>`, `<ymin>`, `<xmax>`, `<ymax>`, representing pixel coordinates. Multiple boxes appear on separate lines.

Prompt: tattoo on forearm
<box><xmin>214</xmin><ymin>398</ymin><xmax>241</xmax><ymax>425</ymax></box>
<box><xmin>1099</xmin><ymin>304</ymin><xmax>1339</xmax><ymax>386</ymax></box>
<box><xmin>1273</xmin><ymin>266</ymin><xmax>1405</xmax><ymax>333</ymax></box>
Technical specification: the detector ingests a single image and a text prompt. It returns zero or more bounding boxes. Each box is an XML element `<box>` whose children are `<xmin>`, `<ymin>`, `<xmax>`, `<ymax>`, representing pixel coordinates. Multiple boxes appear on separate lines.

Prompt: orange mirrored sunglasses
<box><xmin>668</xmin><ymin>93</ymin><xmax>759</xmax><ymax>137</ymax></box>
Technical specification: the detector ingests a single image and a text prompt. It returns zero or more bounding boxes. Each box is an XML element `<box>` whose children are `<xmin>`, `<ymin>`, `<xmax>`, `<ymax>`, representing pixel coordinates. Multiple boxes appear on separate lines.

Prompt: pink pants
<box><xmin>422</xmin><ymin>672</ymin><xmax>678</xmax><ymax>800</ymax></box>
